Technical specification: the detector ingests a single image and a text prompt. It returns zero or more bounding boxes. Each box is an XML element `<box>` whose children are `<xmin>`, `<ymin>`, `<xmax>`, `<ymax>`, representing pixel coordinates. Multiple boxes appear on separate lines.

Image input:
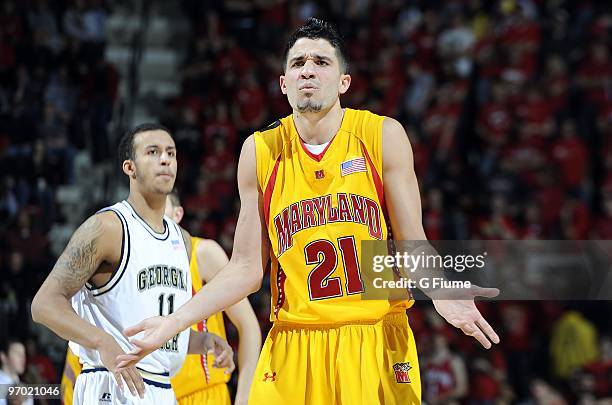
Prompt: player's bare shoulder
<box><xmin>197</xmin><ymin>239</ymin><xmax>226</xmax><ymax>258</ymax></box>
<box><xmin>196</xmin><ymin>238</ymin><xmax>229</xmax><ymax>282</ymax></box>
<box><xmin>238</xmin><ymin>134</ymin><xmax>258</xmax><ymax>187</ymax></box>
<box><xmin>382</xmin><ymin>117</ymin><xmax>410</xmax><ymax>142</ymax></box>
<box><xmin>241</xmin><ymin>133</ymin><xmax>257</xmax><ymax>157</ymax></box>
<box><xmin>48</xmin><ymin>210</ymin><xmax>123</xmax><ymax>296</ymax></box>
<box><xmin>382</xmin><ymin>117</ymin><xmax>413</xmax><ymax>170</ymax></box>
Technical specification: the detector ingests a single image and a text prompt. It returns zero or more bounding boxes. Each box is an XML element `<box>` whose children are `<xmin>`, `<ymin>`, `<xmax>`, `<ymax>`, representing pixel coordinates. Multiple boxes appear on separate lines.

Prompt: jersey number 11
<box><xmin>158</xmin><ymin>293</ymin><xmax>175</xmax><ymax>316</ymax></box>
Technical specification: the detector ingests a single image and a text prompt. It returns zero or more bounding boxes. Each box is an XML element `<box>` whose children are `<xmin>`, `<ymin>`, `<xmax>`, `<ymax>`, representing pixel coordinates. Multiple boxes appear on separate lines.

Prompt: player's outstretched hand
<box><xmin>115</xmin><ymin>316</ymin><xmax>179</xmax><ymax>370</ymax></box>
<box><xmin>203</xmin><ymin>332</ymin><xmax>235</xmax><ymax>374</ymax></box>
<box><xmin>98</xmin><ymin>334</ymin><xmax>145</xmax><ymax>398</ymax></box>
<box><xmin>431</xmin><ymin>285</ymin><xmax>500</xmax><ymax>349</ymax></box>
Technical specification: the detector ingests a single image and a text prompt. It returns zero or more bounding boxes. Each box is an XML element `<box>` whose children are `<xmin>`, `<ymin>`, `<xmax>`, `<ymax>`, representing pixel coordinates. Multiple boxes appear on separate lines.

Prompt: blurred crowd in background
<box><xmin>1</xmin><ymin>0</ymin><xmax>611</xmax><ymax>403</ymax></box>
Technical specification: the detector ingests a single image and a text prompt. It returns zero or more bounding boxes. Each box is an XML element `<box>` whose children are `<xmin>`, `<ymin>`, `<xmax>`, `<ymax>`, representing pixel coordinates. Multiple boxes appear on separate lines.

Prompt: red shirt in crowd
<box><xmin>424</xmin><ymin>208</ymin><xmax>443</xmax><ymax>240</ymax></box>
<box><xmin>593</xmin><ymin>215</ymin><xmax>612</xmax><ymax>239</ymax></box>
<box><xmin>546</xmin><ymin>73</ymin><xmax>569</xmax><ymax>112</ymax></box>
<box><xmin>562</xmin><ymin>199</ymin><xmax>591</xmax><ymax>240</ymax></box>
<box><xmin>500</xmin><ymin>16</ymin><xmax>541</xmax><ymax>49</ymax></box>
<box><xmin>234</xmin><ymin>81</ymin><xmax>266</xmax><ymax>129</ymax></box>
<box><xmin>410</xmin><ymin>27</ymin><xmax>438</xmax><ymax>72</ymax></box>
<box><xmin>583</xmin><ymin>360</ymin><xmax>612</xmax><ymax>397</ymax></box>
<box><xmin>202</xmin><ymin>118</ymin><xmax>237</xmax><ymax>152</ymax></box>
<box><xmin>28</xmin><ymin>354</ymin><xmax>57</xmax><ymax>383</ymax></box>
<box><xmin>537</xmin><ymin>185</ymin><xmax>564</xmax><ymax>226</ymax></box>
<box><xmin>501</xmin><ymin>135</ymin><xmax>549</xmax><ymax>186</ymax></box>
<box><xmin>516</xmin><ymin>95</ymin><xmax>554</xmax><ymax>126</ymax></box>
<box><xmin>551</xmin><ymin>136</ymin><xmax>588</xmax><ymax>188</ymax></box>
<box><xmin>478</xmin><ymin>102</ymin><xmax>512</xmax><ymax>145</ymax></box>
<box><xmin>500</xmin><ymin>302</ymin><xmax>532</xmax><ymax>352</ymax></box>
<box><xmin>424</xmin><ymin>358</ymin><xmax>457</xmax><ymax>400</ymax></box>
<box><xmin>578</xmin><ymin>53</ymin><xmax>612</xmax><ymax>106</ymax></box>
<box><xmin>469</xmin><ymin>349</ymin><xmax>507</xmax><ymax>400</ymax></box>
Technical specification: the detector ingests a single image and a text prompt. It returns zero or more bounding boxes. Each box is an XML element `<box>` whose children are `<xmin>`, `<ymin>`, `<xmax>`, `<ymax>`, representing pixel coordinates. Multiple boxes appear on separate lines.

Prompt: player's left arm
<box><xmin>187</xmin><ymin>329</ymin><xmax>235</xmax><ymax>374</ymax></box>
<box><xmin>381</xmin><ymin>117</ymin><xmax>500</xmax><ymax>349</ymax></box>
<box><xmin>198</xmin><ymin>239</ymin><xmax>262</xmax><ymax>405</ymax></box>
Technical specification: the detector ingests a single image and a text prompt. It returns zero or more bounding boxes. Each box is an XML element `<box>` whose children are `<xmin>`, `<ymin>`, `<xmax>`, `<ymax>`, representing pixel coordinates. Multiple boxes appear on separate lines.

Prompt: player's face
<box><xmin>6</xmin><ymin>343</ymin><xmax>26</xmax><ymax>375</ymax></box>
<box><xmin>281</xmin><ymin>38</ymin><xmax>350</xmax><ymax>113</ymax></box>
<box><xmin>131</xmin><ymin>130</ymin><xmax>177</xmax><ymax>195</ymax></box>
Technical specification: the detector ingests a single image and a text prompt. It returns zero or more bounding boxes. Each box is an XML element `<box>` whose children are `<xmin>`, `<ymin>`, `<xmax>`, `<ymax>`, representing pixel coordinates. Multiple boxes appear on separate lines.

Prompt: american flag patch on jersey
<box><xmin>340</xmin><ymin>157</ymin><xmax>367</xmax><ymax>176</ymax></box>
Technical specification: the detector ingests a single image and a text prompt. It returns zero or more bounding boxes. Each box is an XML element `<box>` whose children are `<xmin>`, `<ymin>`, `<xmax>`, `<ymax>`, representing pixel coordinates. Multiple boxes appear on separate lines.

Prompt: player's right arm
<box><xmin>382</xmin><ymin>117</ymin><xmax>500</xmax><ymax>349</ymax></box>
<box><xmin>116</xmin><ymin>135</ymin><xmax>269</xmax><ymax>369</ymax></box>
<box><xmin>31</xmin><ymin>212</ymin><xmax>145</xmax><ymax>397</ymax></box>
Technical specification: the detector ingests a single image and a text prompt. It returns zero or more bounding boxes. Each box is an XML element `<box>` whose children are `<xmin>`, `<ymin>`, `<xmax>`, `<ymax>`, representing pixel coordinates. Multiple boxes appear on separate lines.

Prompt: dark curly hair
<box><xmin>283</xmin><ymin>18</ymin><xmax>349</xmax><ymax>74</ymax></box>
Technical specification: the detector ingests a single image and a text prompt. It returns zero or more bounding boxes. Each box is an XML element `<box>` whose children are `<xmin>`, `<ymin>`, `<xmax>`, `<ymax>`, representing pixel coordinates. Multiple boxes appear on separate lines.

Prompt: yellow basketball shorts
<box><xmin>177</xmin><ymin>383</ymin><xmax>231</xmax><ymax>405</ymax></box>
<box><xmin>249</xmin><ymin>312</ymin><xmax>421</xmax><ymax>405</ymax></box>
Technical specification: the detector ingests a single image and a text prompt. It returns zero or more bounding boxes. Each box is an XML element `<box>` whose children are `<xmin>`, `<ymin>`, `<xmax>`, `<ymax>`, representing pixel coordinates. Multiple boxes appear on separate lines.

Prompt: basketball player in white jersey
<box><xmin>32</xmin><ymin>123</ymin><xmax>234</xmax><ymax>404</ymax></box>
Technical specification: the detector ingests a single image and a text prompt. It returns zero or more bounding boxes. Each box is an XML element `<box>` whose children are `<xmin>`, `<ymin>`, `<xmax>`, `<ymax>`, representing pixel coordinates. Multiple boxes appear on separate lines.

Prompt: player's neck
<box><xmin>127</xmin><ymin>192</ymin><xmax>166</xmax><ymax>233</ymax></box>
<box><xmin>293</xmin><ymin>101</ymin><xmax>344</xmax><ymax>145</ymax></box>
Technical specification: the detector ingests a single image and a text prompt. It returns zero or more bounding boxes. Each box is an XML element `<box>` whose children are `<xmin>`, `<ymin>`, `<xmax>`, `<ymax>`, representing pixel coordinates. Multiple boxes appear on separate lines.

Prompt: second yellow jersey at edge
<box><xmin>171</xmin><ymin>236</ymin><xmax>230</xmax><ymax>399</ymax></box>
<box><xmin>254</xmin><ymin>108</ymin><xmax>411</xmax><ymax>325</ymax></box>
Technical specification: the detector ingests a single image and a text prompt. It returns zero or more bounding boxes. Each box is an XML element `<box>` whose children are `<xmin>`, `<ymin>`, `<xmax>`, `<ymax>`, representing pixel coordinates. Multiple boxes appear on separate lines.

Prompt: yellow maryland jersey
<box><xmin>255</xmin><ymin>108</ymin><xmax>411</xmax><ymax>325</ymax></box>
<box><xmin>61</xmin><ymin>347</ymin><xmax>82</xmax><ymax>405</ymax></box>
<box><xmin>171</xmin><ymin>236</ymin><xmax>230</xmax><ymax>399</ymax></box>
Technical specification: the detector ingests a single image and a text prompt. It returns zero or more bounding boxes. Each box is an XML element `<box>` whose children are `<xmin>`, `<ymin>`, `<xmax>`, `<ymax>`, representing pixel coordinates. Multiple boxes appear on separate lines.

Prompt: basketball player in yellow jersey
<box><xmin>164</xmin><ymin>193</ymin><xmax>261</xmax><ymax>405</ymax></box>
<box><xmin>60</xmin><ymin>348</ymin><xmax>81</xmax><ymax>404</ymax></box>
<box><xmin>116</xmin><ymin>18</ymin><xmax>500</xmax><ymax>405</ymax></box>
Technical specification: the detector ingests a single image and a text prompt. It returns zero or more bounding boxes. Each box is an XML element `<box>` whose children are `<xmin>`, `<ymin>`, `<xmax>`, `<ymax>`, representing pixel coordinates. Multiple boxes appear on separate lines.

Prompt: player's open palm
<box><xmin>431</xmin><ymin>286</ymin><xmax>500</xmax><ymax>349</ymax></box>
<box><xmin>98</xmin><ymin>334</ymin><xmax>145</xmax><ymax>398</ymax></box>
<box><xmin>115</xmin><ymin>316</ymin><xmax>178</xmax><ymax>370</ymax></box>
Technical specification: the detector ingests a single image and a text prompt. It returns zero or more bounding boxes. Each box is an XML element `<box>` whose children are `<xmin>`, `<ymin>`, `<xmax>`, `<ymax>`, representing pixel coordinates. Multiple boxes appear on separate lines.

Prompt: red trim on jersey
<box><xmin>199</xmin><ymin>319</ymin><xmax>210</xmax><ymax>384</ymax></box>
<box><xmin>299</xmin><ymin>136</ymin><xmax>335</xmax><ymax>162</ymax></box>
<box><xmin>360</xmin><ymin>143</ymin><xmax>385</xmax><ymax>210</ymax></box>
<box><xmin>360</xmin><ymin>144</ymin><xmax>405</xmax><ymax>296</ymax></box>
<box><xmin>263</xmin><ymin>156</ymin><xmax>281</xmax><ymax>226</ymax></box>
<box><xmin>273</xmin><ymin>265</ymin><xmax>286</xmax><ymax>319</ymax></box>
<box><xmin>193</xmin><ymin>286</ymin><xmax>211</xmax><ymax>384</ymax></box>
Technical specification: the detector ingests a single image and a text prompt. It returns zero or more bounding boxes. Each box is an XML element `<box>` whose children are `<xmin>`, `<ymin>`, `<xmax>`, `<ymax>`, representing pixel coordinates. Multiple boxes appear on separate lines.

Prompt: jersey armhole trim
<box><xmin>263</xmin><ymin>155</ymin><xmax>282</xmax><ymax>226</ymax></box>
<box><xmin>171</xmin><ymin>222</ymin><xmax>190</xmax><ymax>264</ymax></box>
<box><xmin>86</xmin><ymin>208</ymin><xmax>131</xmax><ymax>297</ymax></box>
<box><xmin>360</xmin><ymin>142</ymin><xmax>385</xmax><ymax>211</ymax></box>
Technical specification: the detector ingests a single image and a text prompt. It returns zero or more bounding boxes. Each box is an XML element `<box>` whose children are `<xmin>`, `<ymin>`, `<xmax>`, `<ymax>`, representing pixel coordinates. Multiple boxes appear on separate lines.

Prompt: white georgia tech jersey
<box><xmin>70</xmin><ymin>200</ymin><xmax>191</xmax><ymax>377</ymax></box>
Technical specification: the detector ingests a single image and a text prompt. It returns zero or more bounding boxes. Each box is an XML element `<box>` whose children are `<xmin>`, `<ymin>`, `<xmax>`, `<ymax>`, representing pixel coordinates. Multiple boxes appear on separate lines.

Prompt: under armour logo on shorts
<box><xmin>262</xmin><ymin>371</ymin><xmax>277</xmax><ymax>382</ymax></box>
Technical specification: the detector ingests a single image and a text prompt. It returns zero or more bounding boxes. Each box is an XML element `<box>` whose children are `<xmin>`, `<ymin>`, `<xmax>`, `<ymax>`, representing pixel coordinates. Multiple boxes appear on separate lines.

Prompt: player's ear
<box><xmin>279</xmin><ymin>75</ymin><xmax>288</xmax><ymax>95</ymax></box>
<box><xmin>122</xmin><ymin>159</ymin><xmax>136</xmax><ymax>179</ymax></box>
<box><xmin>339</xmin><ymin>73</ymin><xmax>351</xmax><ymax>95</ymax></box>
<box><xmin>175</xmin><ymin>206</ymin><xmax>184</xmax><ymax>223</ymax></box>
